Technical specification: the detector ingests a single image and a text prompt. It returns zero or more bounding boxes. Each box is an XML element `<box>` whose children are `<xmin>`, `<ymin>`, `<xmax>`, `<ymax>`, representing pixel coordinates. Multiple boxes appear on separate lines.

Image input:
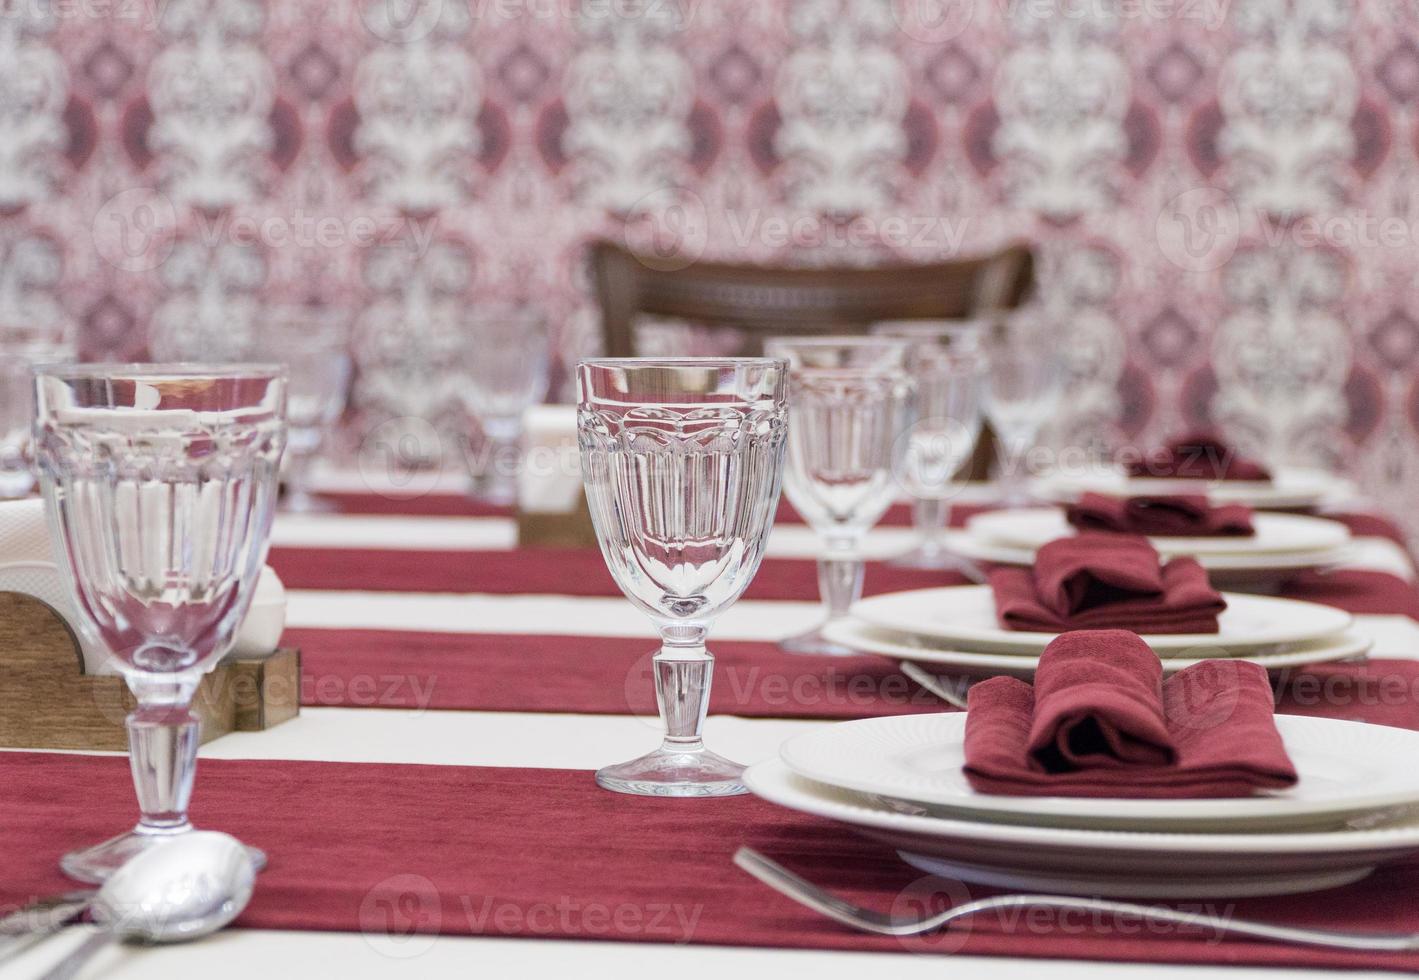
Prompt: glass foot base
<box><xmin>886</xmin><ymin>544</ymin><xmax>959</xmax><ymax>570</ymax></box>
<box><xmin>282</xmin><ymin>491</ymin><xmax>337</xmax><ymax>514</ymax></box>
<box><xmin>779</xmin><ymin>625</ymin><xmax>859</xmax><ymax>658</ymax></box>
<box><xmin>61</xmin><ymin>826</ymin><xmax>268</xmax><ymax>884</ymax></box>
<box><xmin>595</xmin><ymin>745</ymin><xmax>748</xmax><ymax>797</ymax></box>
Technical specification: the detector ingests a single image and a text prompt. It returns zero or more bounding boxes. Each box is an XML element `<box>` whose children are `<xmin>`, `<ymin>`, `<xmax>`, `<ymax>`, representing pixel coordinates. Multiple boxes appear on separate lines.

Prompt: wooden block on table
<box><xmin>0</xmin><ymin>592</ymin><xmax>296</xmax><ymax>751</ymax></box>
<box><xmin>517</xmin><ymin>490</ymin><xmax>599</xmax><ymax>549</ymax></box>
<box><xmin>229</xmin><ymin>648</ymin><xmax>301</xmax><ymax>731</ymax></box>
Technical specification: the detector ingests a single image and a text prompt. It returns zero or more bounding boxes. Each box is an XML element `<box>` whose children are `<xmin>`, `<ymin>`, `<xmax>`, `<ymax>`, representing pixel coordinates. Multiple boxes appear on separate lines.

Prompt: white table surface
<box><xmin>5</xmin><ymin>471</ymin><xmax>1415</xmax><ymax>979</ymax></box>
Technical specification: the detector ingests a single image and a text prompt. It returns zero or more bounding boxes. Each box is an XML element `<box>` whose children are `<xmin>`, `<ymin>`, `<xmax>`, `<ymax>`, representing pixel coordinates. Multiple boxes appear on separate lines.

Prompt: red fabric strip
<box><xmin>0</xmin><ymin>752</ymin><xmax>1416</xmax><ymax>971</ymax></box>
<box><xmin>270</xmin><ymin>544</ymin><xmax>1417</xmax><ymax>618</ymax></box>
<box><xmin>269</xmin><ymin>547</ymin><xmax>968</xmax><ymax>602</ymax></box>
<box><xmin>288</xmin><ymin>617</ymin><xmax>1419</xmax><ymax>728</ymax></box>
<box><xmin>321</xmin><ymin>491</ymin><xmax>514</xmax><ymax>518</ymax></box>
<box><xmin>291</xmin><ymin>629</ymin><xmax>942</xmax><ymax>718</ymax></box>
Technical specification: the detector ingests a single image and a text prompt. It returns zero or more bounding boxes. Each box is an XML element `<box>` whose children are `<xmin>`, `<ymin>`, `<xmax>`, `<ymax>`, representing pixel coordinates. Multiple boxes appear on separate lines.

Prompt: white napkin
<box><xmin>517</xmin><ymin>404</ymin><xmax>582</xmax><ymax>514</ymax></box>
<box><xmin>0</xmin><ymin>498</ymin><xmax>286</xmax><ymax>673</ymax></box>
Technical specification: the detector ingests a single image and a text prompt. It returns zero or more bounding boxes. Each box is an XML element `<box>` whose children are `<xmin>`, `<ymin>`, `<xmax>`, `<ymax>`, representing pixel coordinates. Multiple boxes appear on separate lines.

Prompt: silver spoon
<box><xmin>38</xmin><ymin>831</ymin><xmax>257</xmax><ymax>980</ymax></box>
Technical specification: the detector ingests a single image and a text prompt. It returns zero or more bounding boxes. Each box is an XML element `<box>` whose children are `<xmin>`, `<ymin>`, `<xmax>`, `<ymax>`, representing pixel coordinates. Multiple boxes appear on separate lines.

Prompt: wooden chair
<box><xmin>588</xmin><ymin>239</ymin><xmax>1035</xmax><ymax>358</ymax></box>
<box><xmin>586</xmin><ymin>239</ymin><xmax>1037</xmax><ymax>478</ymax></box>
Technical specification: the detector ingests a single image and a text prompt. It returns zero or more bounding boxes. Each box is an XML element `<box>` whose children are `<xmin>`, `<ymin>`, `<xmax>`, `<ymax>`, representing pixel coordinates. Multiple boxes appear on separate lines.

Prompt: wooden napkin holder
<box><xmin>516</xmin><ymin>490</ymin><xmax>600</xmax><ymax>549</ymax></box>
<box><xmin>0</xmin><ymin>592</ymin><xmax>300</xmax><ymax>751</ymax></box>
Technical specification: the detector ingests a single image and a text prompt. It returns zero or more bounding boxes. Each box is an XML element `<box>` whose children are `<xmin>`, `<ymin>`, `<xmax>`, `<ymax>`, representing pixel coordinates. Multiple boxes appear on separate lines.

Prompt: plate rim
<box><xmin>742</xmin><ymin>758</ymin><xmax>1419</xmax><ymax>855</ymax></box>
<box><xmin>778</xmin><ymin>713</ymin><xmax>1419</xmax><ymax>827</ymax></box>
<box><xmin>850</xmin><ymin>585</ymin><xmax>1354</xmax><ymax>653</ymax></box>
<box><xmin>820</xmin><ymin>618</ymin><xmax>1371</xmax><ymax>673</ymax></box>
<box><xmin>964</xmin><ymin>508</ymin><xmax>1352</xmax><ymax>556</ymax></box>
<box><xmin>943</xmin><ymin>530</ymin><xmax>1354</xmax><ymax>573</ymax></box>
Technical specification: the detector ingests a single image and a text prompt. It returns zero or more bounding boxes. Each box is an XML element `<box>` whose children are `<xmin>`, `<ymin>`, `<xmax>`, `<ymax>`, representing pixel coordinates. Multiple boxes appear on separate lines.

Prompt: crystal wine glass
<box><xmin>578</xmin><ymin>357</ymin><xmax>787</xmax><ymax>796</ymax></box>
<box><xmin>462</xmin><ymin>306</ymin><xmax>551</xmax><ymax>505</ymax></box>
<box><xmin>34</xmin><ymin>364</ymin><xmax>286</xmax><ymax>882</ymax></box>
<box><xmin>0</xmin><ymin>354</ymin><xmax>36</xmax><ymax>498</ymax></box>
<box><xmin>765</xmin><ymin>337</ymin><xmax>914</xmax><ymax>656</ymax></box>
<box><xmin>872</xmin><ymin>322</ymin><xmax>985</xmax><ymax>569</ymax></box>
<box><xmin>262</xmin><ymin>311</ymin><xmax>352</xmax><ymax>513</ymax></box>
<box><xmin>983</xmin><ymin>335</ymin><xmax>1062</xmax><ymax>507</ymax></box>
<box><xmin>0</xmin><ymin>323</ymin><xmax>76</xmax><ymax>498</ymax></box>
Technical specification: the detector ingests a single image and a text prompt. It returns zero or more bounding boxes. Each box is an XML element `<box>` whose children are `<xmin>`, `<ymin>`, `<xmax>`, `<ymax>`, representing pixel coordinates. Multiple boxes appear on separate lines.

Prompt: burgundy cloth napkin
<box><xmin>988</xmin><ymin>534</ymin><xmax>1226</xmax><ymax>633</ymax></box>
<box><xmin>963</xmin><ymin>630</ymin><xmax>1298</xmax><ymax>797</ymax></box>
<box><xmin>1066</xmin><ymin>493</ymin><xmax>1255</xmax><ymax>537</ymax></box>
<box><xmin>1127</xmin><ymin>432</ymin><xmax>1272</xmax><ymax>481</ymax></box>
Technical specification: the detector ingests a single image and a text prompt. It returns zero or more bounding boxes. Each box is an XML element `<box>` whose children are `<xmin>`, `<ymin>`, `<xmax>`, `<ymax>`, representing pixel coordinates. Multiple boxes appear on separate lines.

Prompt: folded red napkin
<box><xmin>1126</xmin><ymin>432</ymin><xmax>1271</xmax><ymax>481</ymax></box>
<box><xmin>963</xmin><ymin>630</ymin><xmax>1298</xmax><ymax>797</ymax></box>
<box><xmin>1066</xmin><ymin>493</ymin><xmax>1255</xmax><ymax>537</ymax></box>
<box><xmin>988</xmin><ymin>534</ymin><xmax>1226</xmax><ymax>633</ymax></box>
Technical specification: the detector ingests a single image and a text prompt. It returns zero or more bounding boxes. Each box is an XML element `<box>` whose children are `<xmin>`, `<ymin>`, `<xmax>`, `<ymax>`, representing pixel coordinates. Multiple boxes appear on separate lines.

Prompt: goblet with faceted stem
<box><xmin>984</xmin><ymin>342</ymin><xmax>1062</xmax><ymax>507</ymax></box>
<box><xmin>34</xmin><ymin>364</ymin><xmax>286</xmax><ymax>882</ymax></box>
<box><xmin>872</xmin><ymin>323</ymin><xmax>985</xmax><ymax>570</ymax></box>
<box><xmin>766</xmin><ymin>338</ymin><xmax>914</xmax><ymax>657</ymax></box>
<box><xmin>462</xmin><ymin>307</ymin><xmax>551</xmax><ymax>505</ymax></box>
<box><xmin>578</xmin><ymin>358</ymin><xmax>786</xmax><ymax>797</ymax></box>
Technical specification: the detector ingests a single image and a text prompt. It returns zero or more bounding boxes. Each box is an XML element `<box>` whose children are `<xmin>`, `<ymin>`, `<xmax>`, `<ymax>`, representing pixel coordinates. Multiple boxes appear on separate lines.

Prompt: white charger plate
<box><xmin>966</xmin><ymin>508</ymin><xmax>1351</xmax><ymax>556</ymax></box>
<box><xmin>851</xmin><ymin>585</ymin><xmax>1353</xmax><ymax>655</ymax></box>
<box><xmin>1033</xmin><ymin>465</ymin><xmax>1354</xmax><ymax>511</ymax></box>
<box><xmin>779</xmin><ymin>713</ymin><xmax>1418</xmax><ymax>833</ymax></box>
<box><xmin>942</xmin><ymin>531</ymin><xmax>1354</xmax><ymax>591</ymax></box>
<box><xmin>743</xmin><ymin>759</ymin><xmax>1419</xmax><ymax>897</ymax></box>
<box><xmin>820</xmin><ymin>618</ymin><xmax>1370</xmax><ymax>677</ymax></box>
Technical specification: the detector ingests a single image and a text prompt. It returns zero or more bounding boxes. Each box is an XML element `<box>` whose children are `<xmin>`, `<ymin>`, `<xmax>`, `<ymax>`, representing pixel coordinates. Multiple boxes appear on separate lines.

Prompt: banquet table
<box><xmin>4</xmin><ymin>469</ymin><xmax>1418</xmax><ymax>980</ymax></box>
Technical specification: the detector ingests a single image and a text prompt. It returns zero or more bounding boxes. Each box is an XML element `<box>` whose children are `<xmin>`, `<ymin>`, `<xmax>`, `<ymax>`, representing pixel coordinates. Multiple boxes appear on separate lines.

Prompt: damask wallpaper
<box><xmin>3</xmin><ymin>0</ymin><xmax>1418</xmax><ymax>534</ymax></box>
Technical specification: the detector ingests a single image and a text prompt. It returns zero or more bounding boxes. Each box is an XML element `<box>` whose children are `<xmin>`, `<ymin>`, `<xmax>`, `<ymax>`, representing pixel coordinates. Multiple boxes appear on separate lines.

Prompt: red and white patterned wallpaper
<box><xmin>4</xmin><ymin>0</ymin><xmax>1419</xmax><ymax>532</ymax></box>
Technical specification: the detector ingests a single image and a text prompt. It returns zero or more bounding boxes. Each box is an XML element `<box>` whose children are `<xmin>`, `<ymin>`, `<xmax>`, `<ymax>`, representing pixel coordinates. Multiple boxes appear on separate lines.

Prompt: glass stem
<box><xmin>476</xmin><ymin>424</ymin><xmax>521</xmax><ymax>505</ymax></box>
<box><xmin>998</xmin><ymin>435</ymin><xmax>1031</xmax><ymax>507</ymax></box>
<box><xmin>127</xmin><ymin>703</ymin><xmax>200</xmax><ymax>834</ymax></box>
<box><xmin>286</xmin><ymin>449</ymin><xmax>316</xmax><ymax>509</ymax></box>
<box><xmin>913</xmin><ymin>497</ymin><xmax>950</xmax><ymax>554</ymax></box>
<box><xmin>654</xmin><ymin>625</ymin><xmax>712</xmax><ymax>752</ymax></box>
<box><xmin>817</xmin><ymin>543</ymin><xmax>865</xmax><ymax>624</ymax></box>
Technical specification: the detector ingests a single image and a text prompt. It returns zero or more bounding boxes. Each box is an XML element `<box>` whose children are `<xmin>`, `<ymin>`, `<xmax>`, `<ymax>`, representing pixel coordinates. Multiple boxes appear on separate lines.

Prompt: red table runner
<box><xmin>318</xmin><ymin>490</ymin><xmax>924</xmax><ymax>526</ymax></box>
<box><xmin>1</xmin><ymin>751</ymin><xmax>1416</xmax><ymax>971</ymax></box>
<box><xmin>288</xmin><ymin>626</ymin><xmax>1419</xmax><ymax>727</ymax></box>
<box><xmin>269</xmin><ymin>546</ymin><xmax>967</xmax><ymax>601</ymax></box>
<box><xmin>316</xmin><ymin>489</ymin><xmax>1411</xmax><ymax>547</ymax></box>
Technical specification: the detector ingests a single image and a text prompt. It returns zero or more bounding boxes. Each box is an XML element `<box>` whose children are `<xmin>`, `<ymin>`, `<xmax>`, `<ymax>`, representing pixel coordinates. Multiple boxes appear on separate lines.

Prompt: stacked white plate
<box><xmin>745</xmin><ymin>712</ymin><xmax>1419</xmax><ymax>897</ymax></box>
<box><xmin>822</xmin><ymin>585</ymin><xmax>1370</xmax><ymax>678</ymax></box>
<box><xmin>946</xmin><ymin>507</ymin><xmax>1356</xmax><ymax>590</ymax></box>
<box><xmin>1032</xmin><ymin>463</ymin><xmax>1356</xmax><ymax>511</ymax></box>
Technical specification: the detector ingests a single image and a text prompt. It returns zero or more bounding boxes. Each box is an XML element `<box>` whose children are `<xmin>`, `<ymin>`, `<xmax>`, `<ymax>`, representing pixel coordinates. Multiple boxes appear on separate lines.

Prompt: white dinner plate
<box><xmin>779</xmin><ymin>714</ymin><xmax>1419</xmax><ymax>833</ymax></box>
<box><xmin>743</xmin><ymin>759</ymin><xmax>1419</xmax><ymax>897</ymax></box>
<box><xmin>965</xmin><ymin>508</ymin><xmax>1351</xmax><ymax>556</ymax></box>
<box><xmin>850</xmin><ymin>585</ymin><xmax>1353</xmax><ymax>655</ymax></box>
<box><xmin>1032</xmin><ymin>465</ymin><xmax>1355</xmax><ymax>511</ymax></box>
<box><xmin>942</xmin><ymin>531</ymin><xmax>1353</xmax><ymax>592</ymax></box>
<box><xmin>820</xmin><ymin>618</ymin><xmax>1371</xmax><ymax>677</ymax></box>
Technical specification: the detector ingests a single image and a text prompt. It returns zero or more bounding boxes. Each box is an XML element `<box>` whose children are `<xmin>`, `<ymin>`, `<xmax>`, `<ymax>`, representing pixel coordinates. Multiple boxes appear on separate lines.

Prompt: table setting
<box><xmin>1</xmin><ymin>334</ymin><xmax>1419</xmax><ymax>980</ymax></box>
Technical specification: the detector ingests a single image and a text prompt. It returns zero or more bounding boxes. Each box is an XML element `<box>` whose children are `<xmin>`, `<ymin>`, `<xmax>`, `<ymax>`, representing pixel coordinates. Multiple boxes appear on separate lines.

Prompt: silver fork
<box><xmin>898</xmin><ymin>661</ymin><xmax>971</xmax><ymax>710</ymax></box>
<box><xmin>733</xmin><ymin>847</ymin><xmax>1419</xmax><ymax>952</ymax></box>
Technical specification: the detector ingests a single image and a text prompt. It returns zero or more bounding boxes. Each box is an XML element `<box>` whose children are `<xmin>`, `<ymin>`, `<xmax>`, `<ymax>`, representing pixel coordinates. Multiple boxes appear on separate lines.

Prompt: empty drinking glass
<box><xmin>873</xmin><ymin>323</ymin><xmax>985</xmax><ymax>569</ymax></box>
<box><xmin>766</xmin><ymin>337</ymin><xmax>914</xmax><ymax>656</ymax></box>
<box><xmin>34</xmin><ymin>364</ymin><xmax>286</xmax><ymax>882</ymax></box>
<box><xmin>983</xmin><ymin>335</ymin><xmax>1062</xmax><ymax>507</ymax></box>
<box><xmin>578</xmin><ymin>358</ymin><xmax>787</xmax><ymax>796</ymax></box>
<box><xmin>462</xmin><ymin>307</ymin><xmax>551</xmax><ymax>505</ymax></box>
<box><xmin>0</xmin><ymin>323</ymin><xmax>76</xmax><ymax>498</ymax></box>
<box><xmin>0</xmin><ymin>355</ymin><xmax>35</xmax><ymax>498</ymax></box>
<box><xmin>261</xmin><ymin>311</ymin><xmax>352</xmax><ymax>512</ymax></box>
